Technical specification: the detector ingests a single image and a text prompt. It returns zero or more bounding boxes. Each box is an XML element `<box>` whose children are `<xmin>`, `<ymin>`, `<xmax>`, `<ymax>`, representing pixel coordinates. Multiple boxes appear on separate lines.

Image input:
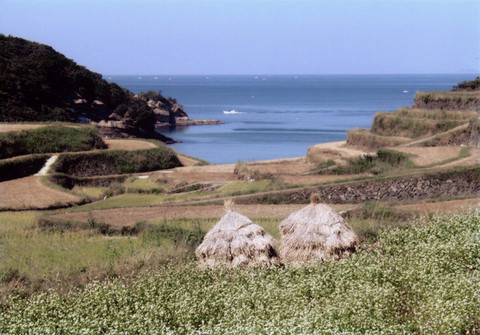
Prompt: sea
<box><xmin>108</xmin><ymin>74</ymin><xmax>474</xmax><ymax>164</ymax></box>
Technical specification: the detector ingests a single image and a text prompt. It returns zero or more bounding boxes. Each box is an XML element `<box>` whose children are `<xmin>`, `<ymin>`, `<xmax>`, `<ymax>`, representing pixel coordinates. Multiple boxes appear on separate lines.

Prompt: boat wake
<box><xmin>223</xmin><ymin>109</ymin><xmax>244</xmax><ymax>114</ymax></box>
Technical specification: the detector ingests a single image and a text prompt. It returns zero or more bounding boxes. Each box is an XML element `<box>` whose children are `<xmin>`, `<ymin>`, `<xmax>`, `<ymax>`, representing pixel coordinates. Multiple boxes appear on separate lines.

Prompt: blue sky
<box><xmin>1</xmin><ymin>0</ymin><xmax>479</xmax><ymax>75</ymax></box>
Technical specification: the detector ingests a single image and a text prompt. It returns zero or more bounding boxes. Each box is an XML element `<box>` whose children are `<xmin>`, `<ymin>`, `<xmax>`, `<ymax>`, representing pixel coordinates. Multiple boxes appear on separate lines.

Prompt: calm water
<box><xmin>108</xmin><ymin>74</ymin><xmax>473</xmax><ymax>163</ymax></box>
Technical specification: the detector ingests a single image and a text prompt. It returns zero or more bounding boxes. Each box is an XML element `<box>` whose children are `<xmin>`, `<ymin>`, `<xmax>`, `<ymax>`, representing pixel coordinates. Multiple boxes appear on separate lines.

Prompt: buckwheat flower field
<box><xmin>1</xmin><ymin>211</ymin><xmax>479</xmax><ymax>334</ymax></box>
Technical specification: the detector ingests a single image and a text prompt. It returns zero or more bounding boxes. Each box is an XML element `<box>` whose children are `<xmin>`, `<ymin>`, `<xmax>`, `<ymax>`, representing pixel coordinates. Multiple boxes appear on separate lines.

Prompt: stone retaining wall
<box><xmin>243</xmin><ymin>167</ymin><xmax>480</xmax><ymax>204</ymax></box>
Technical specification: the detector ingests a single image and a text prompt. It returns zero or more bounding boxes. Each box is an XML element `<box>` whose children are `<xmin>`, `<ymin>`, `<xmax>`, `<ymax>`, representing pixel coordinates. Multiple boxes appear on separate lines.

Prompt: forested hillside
<box><xmin>0</xmin><ymin>35</ymin><xmax>183</xmax><ymax>139</ymax></box>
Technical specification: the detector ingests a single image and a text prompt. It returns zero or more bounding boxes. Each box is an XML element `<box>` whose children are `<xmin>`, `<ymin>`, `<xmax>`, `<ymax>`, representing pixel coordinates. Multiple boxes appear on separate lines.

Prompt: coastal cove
<box><xmin>109</xmin><ymin>74</ymin><xmax>474</xmax><ymax>163</ymax></box>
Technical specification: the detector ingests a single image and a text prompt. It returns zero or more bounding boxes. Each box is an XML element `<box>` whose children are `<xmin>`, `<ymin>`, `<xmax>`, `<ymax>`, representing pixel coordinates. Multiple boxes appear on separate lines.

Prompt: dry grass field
<box><xmin>307</xmin><ymin>140</ymin><xmax>374</xmax><ymax>163</ymax></box>
<box><xmin>0</xmin><ymin>176</ymin><xmax>81</xmax><ymax>209</ymax></box>
<box><xmin>394</xmin><ymin>198</ymin><xmax>480</xmax><ymax>214</ymax></box>
<box><xmin>0</xmin><ymin>123</ymin><xmax>48</xmax><ymax>132</ymax></box>
<box><xmin>49</xmin><ymin>203</ymin><xmax>358</xmax><ymax>227</ymax></box>
<box><xmin>104</xmin><ymin>139</ymin><xmax>158</xmax><ymax>151</ymax></box>
<box><xmin>392</xmin><ymin>146</ymin><xmax>463</xmax><ymax>166</ymax></box>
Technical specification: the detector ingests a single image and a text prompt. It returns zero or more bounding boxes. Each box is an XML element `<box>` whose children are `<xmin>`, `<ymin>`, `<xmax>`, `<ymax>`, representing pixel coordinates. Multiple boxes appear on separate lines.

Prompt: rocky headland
<box><xmin>0</xmin><ymin>35</ymin><xmax>221</xmax><ymax>142</ymax></box>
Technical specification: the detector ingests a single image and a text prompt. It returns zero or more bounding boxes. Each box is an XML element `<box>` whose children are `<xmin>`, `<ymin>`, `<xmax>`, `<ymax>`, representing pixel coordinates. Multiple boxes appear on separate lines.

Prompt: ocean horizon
<box><xmin>108</xmin><ymin>74</ymin><xmax>476</xmax><ymax>163</ymax></box>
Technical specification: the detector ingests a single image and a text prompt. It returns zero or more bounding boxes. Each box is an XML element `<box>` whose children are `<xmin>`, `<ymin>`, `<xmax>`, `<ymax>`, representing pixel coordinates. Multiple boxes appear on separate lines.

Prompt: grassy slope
<box><xmin>53</xmin><ymin>146</ymin><xmax>182</xmax><ymax>177</ymax></box>
<box><xmin>0</xmin><ymin>125</ymin><xmax>106</xmax><ymax>159</ymax></box>
<box><xmin>347</xmin><ymin>87</ymin><xmax>480</xmax><ymax>149</ymax></box>
<box><xmin>1</xmin><ymin>211</ymin><xmax>478</xmax><ymax>333</ymax></box>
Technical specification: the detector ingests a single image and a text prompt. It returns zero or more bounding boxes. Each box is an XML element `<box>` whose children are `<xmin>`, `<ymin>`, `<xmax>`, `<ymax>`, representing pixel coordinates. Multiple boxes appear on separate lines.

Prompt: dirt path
<box><xmin>51</xmin><ymin>203</ymin><xmax>359</xmax><ymax>227</ymax></box>
<box><xmin>0</xmin><ymin>176</ymin><xmax>81</xmax><ymax>209</ymax></box>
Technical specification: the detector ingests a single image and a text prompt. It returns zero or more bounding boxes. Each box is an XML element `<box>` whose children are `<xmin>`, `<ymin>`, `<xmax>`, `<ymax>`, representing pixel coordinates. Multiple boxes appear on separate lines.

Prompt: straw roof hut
<box><xmin>195</xmin><ymin>200</ymin><xmax>281</xmax><ymax>268</ymax></box>
<box><xmin>279</xmin><ymin>194</ymin><xmax>359</xmax><ymax>262</ymax></box>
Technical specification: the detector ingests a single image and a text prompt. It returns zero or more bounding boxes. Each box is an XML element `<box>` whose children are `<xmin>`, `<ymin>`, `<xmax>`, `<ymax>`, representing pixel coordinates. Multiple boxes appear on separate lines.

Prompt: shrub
<box><xmin>0</xmin><ymin>154</ymin><xmax>49</xmax><ymax>181</ymax></box>
<box><xmin>53</xmin><ymin>146</ymin><xmax>182</xmax><ymax>177</ymax></box>
<box><xmin>453</xmin><ymin>76</ymin><xmax>480</xmax><ymax>91</ymax></box>
<box><xmin>47</xmin><ymin>174</ymin><xmax>128</xmax><ymax>189</ymax></box>
<box><xmin>329</xmin><ymin>149</ymin><xmax>409</xmax><ymax>175</ymax></box>
<box><xmin>0</xmin><ymin>125</ymin><xmax>106</xmax><ymax>159</ymax></box>
<box><xmin>414</xmin><ymin>91</ymin><xmax>480</xmax><ymax>110</ymax></box>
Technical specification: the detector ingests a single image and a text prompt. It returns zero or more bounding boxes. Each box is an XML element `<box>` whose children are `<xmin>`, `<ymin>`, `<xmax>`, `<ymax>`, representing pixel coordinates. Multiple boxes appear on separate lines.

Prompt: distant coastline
<box><xmin>111</xmin><ymin>74</ymin><xmax>477</xmax><ymax>163</ymax></box>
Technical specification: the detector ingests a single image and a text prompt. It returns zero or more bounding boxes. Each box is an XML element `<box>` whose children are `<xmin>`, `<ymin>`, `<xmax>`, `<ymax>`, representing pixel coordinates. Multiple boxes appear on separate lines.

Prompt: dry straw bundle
<box><xmin>279</xmin><ymin>193</ymin><xmax>359</xmax><ymax>262</ymax></box>
<box><xmin>195</xmin><ymin>199</ymin><xmax>281</xmax><ymax>268</ymax></box>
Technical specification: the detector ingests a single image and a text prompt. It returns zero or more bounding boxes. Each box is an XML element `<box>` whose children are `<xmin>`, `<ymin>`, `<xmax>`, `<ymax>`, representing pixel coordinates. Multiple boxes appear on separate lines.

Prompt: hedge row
<box><xmin>0</xmin><ymin>155</ymin><xmax>49</xmax><ymax>182</ymax></box>
<box><xmin>0</xmin><ymin>125</ymin><xmax>106</xmax><ymax>159</ymax></box>
<box><xmin>53</xmin><ymin>146</ymin><xmax>182</xmax><ymax>177</ymax></box>
<box><xmin>47</xmin><ymin>174</ymin><xmax>128</xmax><ymax>189</ymax></box>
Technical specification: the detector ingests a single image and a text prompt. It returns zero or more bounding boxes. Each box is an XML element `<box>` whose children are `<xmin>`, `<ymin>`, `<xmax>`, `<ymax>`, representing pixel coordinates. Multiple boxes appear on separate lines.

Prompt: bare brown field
<box><xmin>0</xmin><ymin>123</ymin><xmax>48</xmax><ymax>132</ymax></box>
<box><xmin>157</xmin><ymin>164</ymin><xmax>237</xmax><ymax>185</ymax></box>
<box><xmin>392</xmin><ymin>146</ymin><xmax>463</xmax><ymax>166</ymax></box>
<box><xmin>0</xmin><ymin>176</ymin><xmax>81</xmax><ymax>209</ymax></box>
<box><xmin>176</xmin><ymin>154</ymin><xmax>201</xmax><ymax>167</ymax></box>
<box><xmin>394</xmin><ymin>198</ymin><xmax>480</xmax><ymax>214</ymax></box>
<box><xmin>104</xmin><ymin>139</ymin><xmax>157</xmax><ymax>151</ymax></box>
<box><xmin>245</xmin><ymin>157</ymin><xmax>314</xmax><ymax>175</ymax></box>
<box><xmin>51</xmin><ymin>203</ymin><xmax>359</xmax><ymax>227</ymax></box>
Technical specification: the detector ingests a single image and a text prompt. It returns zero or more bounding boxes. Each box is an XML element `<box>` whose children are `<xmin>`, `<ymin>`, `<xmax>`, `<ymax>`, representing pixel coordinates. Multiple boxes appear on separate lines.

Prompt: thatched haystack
<box><xmin>279</xmin><ymin>194</ymin><xmax>359</xmax><ymax>262</ymax></box>
<box><xmin>195</xmin><ymin>200</ymin><xmax>281</xmax><ymax>268</ymax></box>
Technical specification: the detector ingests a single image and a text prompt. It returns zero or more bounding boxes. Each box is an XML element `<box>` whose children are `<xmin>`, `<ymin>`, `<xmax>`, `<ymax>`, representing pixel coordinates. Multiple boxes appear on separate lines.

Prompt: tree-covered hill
<box><xmin>0</xmin><ymin>35</ymin><xmax>182</xmax><ymax>140</ymax></box>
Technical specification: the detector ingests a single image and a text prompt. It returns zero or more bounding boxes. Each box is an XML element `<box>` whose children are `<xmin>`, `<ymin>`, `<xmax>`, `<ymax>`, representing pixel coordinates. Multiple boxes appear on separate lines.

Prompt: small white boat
<box><xmin>403</xmin><ymin>90</ymin><xmax>409</xmax><ymax>93</ymax></box>
<box><xmin>223</xmin><ymin>109</ymin><xmax>241</xmax><ymax>114</ymax></box>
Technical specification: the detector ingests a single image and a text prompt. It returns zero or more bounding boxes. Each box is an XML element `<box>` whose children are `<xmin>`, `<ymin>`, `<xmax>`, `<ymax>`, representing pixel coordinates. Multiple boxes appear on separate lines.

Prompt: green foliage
<box><xmin>371</xmin><ymin>112</ymin><xmax>465</xmax><ymax>138</ymax></box>
<box><xmin>1</xmin><ymin>211</ymin><xmax>479</xmax><ymax>333</ymax></box>
<box><xmin>0</xmin><ymin>125</ymin><xmax>106</xmax><ymax>159</ymax></box>
<box><xmin>0</xmin><ymin>154</ymin><xmax>49</xmax><ymax>181</ymax></box>
<box><xmin>453</xmin><ymin>76</ymin><xmax>480</xmax><ymax>91</ymax></box>
<box><xmin>330</xmin><ymin>149</ymin><xmax>410</xmax><ymax>175</ymax></box>
<box><xmin>137</xmin><ymin>221</ymin><xmax>205</xmax><ymax>249</ymax></box>
<box><xmin>312</xmin><ymin>159</ymin><xmax>336</xmax><ymax>173</ymax></box>
<box><xmin>137</xmin><ymin>90</ymin><xmax>169</xmax><ymax>105</ymax></box>
<box><xmin>53</xmin><ymin>147</ymin><xmax>182</xmax><ymax>177</ymax></box>
<box><xmin>47</xmin><ymin>174</ymin><xmax>128</xmax><ymax>190</ymax></box>
<box><xmin>343</xmin><ymin>202</ymin><xmax>414</xmax><ymax>242</ymax></box>
<box><xmin>0</xmin><ymin>35</ymin><xmax>158</xmax><ymax>134</ymax></box>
